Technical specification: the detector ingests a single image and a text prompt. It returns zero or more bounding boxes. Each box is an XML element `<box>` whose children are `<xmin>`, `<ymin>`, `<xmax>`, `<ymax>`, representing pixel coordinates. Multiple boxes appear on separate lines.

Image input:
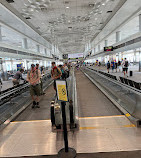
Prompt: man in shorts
<box><xmin>122</xmin><ymin>58</ymin><xmax>129</xmax><ymax>76</ymax></box>
<box><xmin>51</xmin><ymin>62</ymin><xmax>62</xmax><ymax>91</ymax></box>
<box><xmin>27</xmin><ymin>64</ymin><xmax>41</xmax><ymax>108</ymax></box>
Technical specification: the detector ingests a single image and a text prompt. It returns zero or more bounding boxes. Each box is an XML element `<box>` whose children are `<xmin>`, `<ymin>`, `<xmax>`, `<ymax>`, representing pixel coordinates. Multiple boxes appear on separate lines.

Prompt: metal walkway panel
<box><xmin>75</xmin><ymin>70</ymin><xmax>122</xmax><ymax>117</ymax></box>
<box><xmin>0</xmin><ymin>116</ymin><xmax>141</xmax><ymax>157</ymax></box>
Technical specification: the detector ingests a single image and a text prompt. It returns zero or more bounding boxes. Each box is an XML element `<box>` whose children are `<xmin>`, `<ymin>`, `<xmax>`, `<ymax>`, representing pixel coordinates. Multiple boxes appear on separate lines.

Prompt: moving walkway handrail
<box><xmin>0</xmin><ymin>73</ymin><xmax>51</xmax><ymax>105</ymax></box>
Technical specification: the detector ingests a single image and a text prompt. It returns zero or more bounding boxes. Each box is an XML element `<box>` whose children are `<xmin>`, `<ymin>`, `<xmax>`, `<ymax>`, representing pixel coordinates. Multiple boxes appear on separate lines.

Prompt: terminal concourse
<box><xmin>0</xmin><ymin>0</ymin><xmax>141</xmax><ymax>158</ymax></box>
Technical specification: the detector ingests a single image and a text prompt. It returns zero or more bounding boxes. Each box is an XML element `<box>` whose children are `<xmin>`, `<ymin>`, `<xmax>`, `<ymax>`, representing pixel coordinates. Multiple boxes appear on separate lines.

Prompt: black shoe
<box><xmin>32</xmin><ymin>101</ymin><xmax>36</xmax><ymax>108</ymax></box>
<box><xmin>36</xmin><ymin>102</ymin><xmax>40</xmax><ymax>108</ymax></box>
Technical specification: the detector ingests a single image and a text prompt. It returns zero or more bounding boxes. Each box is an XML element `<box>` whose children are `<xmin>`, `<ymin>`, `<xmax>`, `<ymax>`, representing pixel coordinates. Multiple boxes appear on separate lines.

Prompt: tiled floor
<box><xmin>0</xmin><ymin>116</ymin><xmax>141</xmax><ymax>157</ymax></box>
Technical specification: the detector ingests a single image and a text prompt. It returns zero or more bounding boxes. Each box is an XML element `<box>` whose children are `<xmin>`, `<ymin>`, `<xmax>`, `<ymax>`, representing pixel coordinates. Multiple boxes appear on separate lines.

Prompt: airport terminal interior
<box><xmin>0</xmin><ymin>0</ymin><xmax>141</xmax><ymax>157</ymax></box>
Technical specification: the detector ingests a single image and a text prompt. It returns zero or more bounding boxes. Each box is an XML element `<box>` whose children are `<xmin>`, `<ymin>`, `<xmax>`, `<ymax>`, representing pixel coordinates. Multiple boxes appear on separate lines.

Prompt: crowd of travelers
<box><xmin>11</xmin><ymin>62</ymin><xmax>71</xmax><ymax>109</ymax></box>
<box><xmin>106</xmin><ymin>58</ymin><xmax>129</xmax><ymax>76</ymax></box>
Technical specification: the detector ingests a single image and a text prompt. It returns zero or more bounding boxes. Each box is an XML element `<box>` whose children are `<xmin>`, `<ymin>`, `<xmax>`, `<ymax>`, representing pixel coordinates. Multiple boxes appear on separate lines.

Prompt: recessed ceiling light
<box><xmin>66</xmin><ymin>6</ymin><xmax>69</xmax><ymax>9</ymax></box>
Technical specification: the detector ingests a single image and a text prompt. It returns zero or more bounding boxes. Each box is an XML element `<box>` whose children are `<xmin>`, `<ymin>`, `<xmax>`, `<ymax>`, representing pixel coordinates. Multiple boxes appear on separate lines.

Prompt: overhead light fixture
<box><xmin>66</xmin><ymin>6</ymin><xmax>70</xmax><ymax>9</ymax></box>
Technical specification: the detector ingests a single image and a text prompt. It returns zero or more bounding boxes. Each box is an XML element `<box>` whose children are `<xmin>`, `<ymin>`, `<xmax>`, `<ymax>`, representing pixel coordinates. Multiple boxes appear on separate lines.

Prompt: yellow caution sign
<box><xmin>56</xmin><ymin>80</ymin><xmax>68</xmax><ymax>102</ymax></box>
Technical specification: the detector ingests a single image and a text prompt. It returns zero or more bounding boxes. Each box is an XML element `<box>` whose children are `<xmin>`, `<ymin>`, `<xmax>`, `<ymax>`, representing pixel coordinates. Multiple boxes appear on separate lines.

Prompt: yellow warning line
<box><xmin>13</xmin><ymin>119</ymin><xmax>51</xmax><ymax>123</ymax></box>
<box><xmin>123</xmin><ymin>124</ymin><xmax>135</xmax><ymax>127</ymax></box>
<box><xmin>79</xmin><ymin>115</ymin><xmax>124</xmax><ymax>119</ymax></box>
<box><xmin>80</xmin><ymin>124</ymin><xmax>136</xmax><ymax>130</ymax></box>
<box><xmin>125</xmin><ymin>113</ymin><xmax>131</xmax><ymax>117</ymax></box>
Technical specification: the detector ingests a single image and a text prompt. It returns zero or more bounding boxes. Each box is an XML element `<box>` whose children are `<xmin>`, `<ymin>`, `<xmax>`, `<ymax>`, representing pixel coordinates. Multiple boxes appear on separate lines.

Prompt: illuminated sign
<box><xmin>68</xmin><ymin>53</ymin><xmax>83</xmax><ymax>59</ymax></box>
<box><xmin>104</xmin><ymin>46</ymin><xmax>113</xmax><ymax>52</ymax></box>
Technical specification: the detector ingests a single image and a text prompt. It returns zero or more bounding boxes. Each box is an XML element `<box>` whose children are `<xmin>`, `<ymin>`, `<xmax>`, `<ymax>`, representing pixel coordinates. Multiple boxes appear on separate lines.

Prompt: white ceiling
<box><xmin>9</xmin><ymin>0</ymin><xmax>123</xmax><ymax>54</ymax></box>
<box><xmin>0</xmin><ymin>2</ymin><xmax>52</xmax><ymax>50</ymax></box>
<box><xmin>92</xmin><ymin>0</ymin><xmax>141</xmax><ymax>47</ymax></box>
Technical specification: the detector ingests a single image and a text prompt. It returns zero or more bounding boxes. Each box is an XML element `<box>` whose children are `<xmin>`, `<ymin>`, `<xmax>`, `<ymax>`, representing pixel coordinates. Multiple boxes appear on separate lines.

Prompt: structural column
<box><xmin>0</xmin><ymin>25</ymin><xmax>2</xmax><ymax>42</ymax></box>
<box><xmin>116</xmin><ymin>31</ymin><xmax>121</xmax><ymax>43</ymax></box>
<box><xmin>139</xmin><ymin>15</ymin><xmax>141</xmax><ymax>71</ymax></box>
<box><xmin>139</xmin><ymin>50</ymin><xmax>141</xmax><ymax>72</ymax></box>
<box><xmin>44</xmin><ymin>48</ymin><xmax>47</xmax><ymax>55</ymax></box>
<box><xmin>98</xmin><ymin>45</ymin><xmax>100</xmax><ymax>52</ymax></box>
<box><xmin>22</xmin><ymin>38</ymin><xmax>28</xmax><ymax>49</ymax></box>
<box><xmin>94</xmin><ymin>48</ymin><xmax>96</xmax><ymax>54</ymax></box>
<box><xmin>88</xmin><ymin>41</ymin><xmax>91</xmax><ymax>50</ymax></box>
<box><xmin>139</xmin><ymin>14</ymin><xmax>141</xmax><ymax>32</ymax></box>
<box><xmin>36</xmin><ymin>45</ymin><xmax>40</xmax><ymax>53</ymax></box>
<box><xmin>105</xmin><ymin>40</ymin><xmax>108</xmax><ymax>47</ymax></box>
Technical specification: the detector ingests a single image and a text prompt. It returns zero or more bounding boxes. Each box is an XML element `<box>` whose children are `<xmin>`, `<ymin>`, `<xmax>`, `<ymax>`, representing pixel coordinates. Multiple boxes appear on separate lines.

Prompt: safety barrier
<box><xmin>50</xmin><ymin>68</ymin><xmax>78</xmax><ymax>131</ymax></box>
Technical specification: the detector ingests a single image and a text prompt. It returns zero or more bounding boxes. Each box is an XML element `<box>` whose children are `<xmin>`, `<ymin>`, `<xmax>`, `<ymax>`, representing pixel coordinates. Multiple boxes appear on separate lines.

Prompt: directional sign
<box><xmin>56</xmin><ymin>80</ymin><xmax>68</xmax><ymax>102</ymax></box>
<box><xmin>104</xmin><ymin>46</ymin><xmax>113</xmax><ymax>52</ymax></box>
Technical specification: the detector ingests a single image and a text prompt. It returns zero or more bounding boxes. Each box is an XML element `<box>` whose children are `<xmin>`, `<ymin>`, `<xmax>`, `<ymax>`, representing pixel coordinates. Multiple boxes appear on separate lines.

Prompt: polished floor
<box><xmin>0</xmin><ymin>116</ymin><xmax>141</xmax><ymax>157</ymax></box>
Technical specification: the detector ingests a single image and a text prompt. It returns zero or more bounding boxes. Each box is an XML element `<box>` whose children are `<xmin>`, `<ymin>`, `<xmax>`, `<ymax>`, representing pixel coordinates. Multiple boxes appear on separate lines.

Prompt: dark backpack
<box><xmin>124</xmin><ymin>61</ymin><xmax>128</xmax><ymax>67</ymax></box>
<box><xmin>28</xmin><ymin>69</ymin><xmax>39</xmax><ymax>79</ymax></box>
<box><xmin>107</xmin><ymin>63</ymin><xmax>110</xmax><ymax>68</ymax></box>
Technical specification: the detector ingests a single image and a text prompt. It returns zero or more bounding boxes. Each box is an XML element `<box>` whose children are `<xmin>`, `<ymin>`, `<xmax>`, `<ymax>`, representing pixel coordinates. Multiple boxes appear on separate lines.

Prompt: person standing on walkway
<box><xmin>122</xmin><ymin>58</ymin><xmax>129</xmax><ymax>76</ymax></box>
<box><xmin>12</xmin><ymin>69</ymin><xmax>25</xmax><ymax>86</ymax></box>
<box><xmin>115</xmin><ymin>60</ymin><xmax>118</xmax><ymax>72</ymax></box>
<box><xmin>27</xmin><ymin>64</ymin><xmax>41</xmax><ymax>108</ymax></box>
<box><xmin>51</xmin><ymin>62</ymin><xmax>62</xmax><ymax>91</ymax></box>
<box><xmin>118</xmin><ymin>60</ymin><xmax>121</xmax><ymax>72</ymax></box>
<box><xmin>111</xmin><ymin>60</ymin><xmax>115</xmax><ymax>73</ymax></box>
<box><xmin>64</xmin><ymin>63</ymin><xmax>69</xmax><ymax>78</ymax></box>
<box><xmin>107</xmin><ymin>61</ymin><xmax>110</xmax><ymax>73</ymax></box>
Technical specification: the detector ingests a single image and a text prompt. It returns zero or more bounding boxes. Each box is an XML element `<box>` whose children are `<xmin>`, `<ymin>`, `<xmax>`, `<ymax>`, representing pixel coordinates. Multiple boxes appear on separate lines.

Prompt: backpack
<box><xmin>124</xmin><ymin>61</ymin><xmax>128</xmax><ymax>67</ymax></box>
<box><xmin>28</xmin><ymin>69</ymin><xmax>39</xmax><ymax>79</ymax></box>
<box><xmin>107</xmin><ymin>63</ymin><xmax>110</xmax><ymax>67</ymax></box>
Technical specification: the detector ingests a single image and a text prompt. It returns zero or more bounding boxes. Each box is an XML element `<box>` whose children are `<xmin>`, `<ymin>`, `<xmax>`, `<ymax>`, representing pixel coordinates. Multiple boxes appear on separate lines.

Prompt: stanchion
<box><xmin>58</xmin><ymin>102</ymin><xmax>76</xmax><ymax>158</ymax></box>
<box><xmin>56</xmin><ymin>80</ymin><xmax>76</xmax><ymax>158</ymax></box>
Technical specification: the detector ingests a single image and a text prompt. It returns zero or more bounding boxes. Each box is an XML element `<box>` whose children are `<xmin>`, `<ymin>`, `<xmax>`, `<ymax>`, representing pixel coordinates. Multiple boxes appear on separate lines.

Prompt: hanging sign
<box><xmin>104</xmin><ymin>46</ymin><xmax>113</xmax><ymax>51</ymax></box>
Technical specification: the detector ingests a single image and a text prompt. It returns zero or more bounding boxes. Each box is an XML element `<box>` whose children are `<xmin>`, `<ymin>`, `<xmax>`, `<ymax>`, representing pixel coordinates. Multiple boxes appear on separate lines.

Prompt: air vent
<box><xmin>41</xmin><ymin>8</ymin><xmax>48</xmax><ymax>11</ymax></box>
<box><xmin>64</xmin><ymin>1</ymin><xmax>69</xmax><ymax>4</ymax></box>
<box><xmin>36</xmin><ymin>27</ymin><xmax>40</xmax><ymax>29</ymax></box>
<box><xmin>26</xmin><ymin>17</ymin><xmax>31</xmax><ymax>19</ymax></box>
<box><xmin>107</xmin><ymin>11</ymin><xmax>113</xmax><ymax>13</ymax></box>
<box><xmin>6</xmin><ymin>0</ymin><xmax>14</xmax><ymax>3</ymax></box>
